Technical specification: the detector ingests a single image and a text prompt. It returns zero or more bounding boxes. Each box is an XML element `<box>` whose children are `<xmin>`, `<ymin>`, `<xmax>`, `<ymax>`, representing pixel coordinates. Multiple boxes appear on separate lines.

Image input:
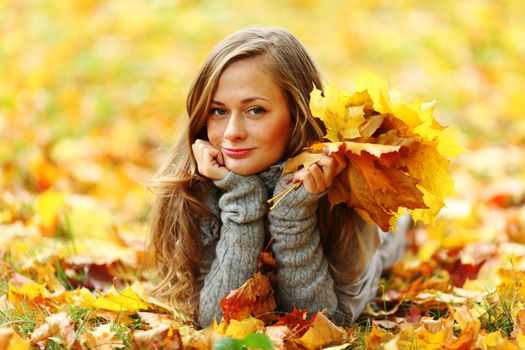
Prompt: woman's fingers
<box><xmin>294</xmin><ymin>164</ymin><xmax>324</xmax><ymax>194</ymax></box>
<box><xmin>294</xmin><ymin>152</ymin><xmax>349</xmax><ymax>195</ymax></box>
<box><xmin>192</xmin><ymin>139</ymin><xmax>228</xmax><ymax>180</ymax></box>
<box><xmin>317</xmin><ymin>155</ymin><xmax>336</xmax><ymax>184</ymax></box>
<box><xmin>331</xmin><ymin>152</ymin><xmax>348</xmax><ymax>175</ymax></box>
<box><xmin>306</xmin><ymin>164</ymin><xmax>324</xmax><ymax>193</ymax></box>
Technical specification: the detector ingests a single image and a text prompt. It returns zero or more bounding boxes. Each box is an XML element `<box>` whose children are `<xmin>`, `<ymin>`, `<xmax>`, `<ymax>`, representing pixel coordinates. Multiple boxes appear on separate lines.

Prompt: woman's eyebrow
<box><xmin>210</xmin><ymin>97</ymin><xmax>270</xmax><ymax>105</ymax></box>
<box><xmin>241</xmin><ymin>97</ymin><xmax>270</xmax><ymax>103</ymax></box>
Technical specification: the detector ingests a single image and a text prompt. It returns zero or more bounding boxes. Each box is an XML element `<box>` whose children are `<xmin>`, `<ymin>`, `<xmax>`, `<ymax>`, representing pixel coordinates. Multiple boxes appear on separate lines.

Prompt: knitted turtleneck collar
<box><xmin>257</xmin><ymin>160</ymin><xmax>286</xmax><ymax>192</ymax></box>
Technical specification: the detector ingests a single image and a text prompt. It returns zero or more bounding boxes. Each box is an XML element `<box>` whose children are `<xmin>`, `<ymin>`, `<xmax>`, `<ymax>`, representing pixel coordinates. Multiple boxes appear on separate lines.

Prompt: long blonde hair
<box><xmin>148</xmin><ymin>26</ymin><xmax>373</xmax><ymax>321</ymax></box>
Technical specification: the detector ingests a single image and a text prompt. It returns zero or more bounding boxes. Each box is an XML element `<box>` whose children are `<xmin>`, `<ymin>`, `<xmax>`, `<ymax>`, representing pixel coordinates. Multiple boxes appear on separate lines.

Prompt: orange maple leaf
<box><xmin>219</xmin><ymin>272</ymin><xmax>276</xmax><ymax>324</ymax></box>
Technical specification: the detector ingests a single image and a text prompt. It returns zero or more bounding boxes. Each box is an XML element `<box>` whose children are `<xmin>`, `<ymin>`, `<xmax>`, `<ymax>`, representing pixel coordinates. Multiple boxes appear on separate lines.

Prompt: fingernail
<box><xmin>323</xmin><ymin>146</ymin><xmax>329</xmax><ymax>155</ymax></box>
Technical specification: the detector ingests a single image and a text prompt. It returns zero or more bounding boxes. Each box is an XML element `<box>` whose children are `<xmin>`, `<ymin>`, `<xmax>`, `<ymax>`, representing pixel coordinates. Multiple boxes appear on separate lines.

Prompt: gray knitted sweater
<box><xmin>196</xmin><ymin>163</ymin><xmax>408</xmax><ymax>327</ymax></box>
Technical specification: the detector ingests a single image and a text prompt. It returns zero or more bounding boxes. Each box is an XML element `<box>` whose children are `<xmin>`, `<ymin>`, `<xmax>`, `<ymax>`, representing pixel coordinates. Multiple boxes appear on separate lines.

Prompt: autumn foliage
<box><xmin>2</xmin><ymin>1</ymin><xmax>525</xmax><ymax>349</ymax></box>
<box><xmin>281</xmin><ymin>74</ymin><xmax>463</xmax><ymax>231</ymax></box>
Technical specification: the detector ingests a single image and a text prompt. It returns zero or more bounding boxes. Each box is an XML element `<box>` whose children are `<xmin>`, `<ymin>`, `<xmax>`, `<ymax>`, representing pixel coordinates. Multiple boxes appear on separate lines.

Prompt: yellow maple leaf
<box><xmin>0</xmin><ymin>327</ymin><xmax>31</xmax><ymax>350</ymax></box>
<box><xmin>279</xmin><ymin>76</ymin><xmax>462</xmax><ymax>231</ymax></box>
<box><xmin>518</xmin><ymin>331</ymin><xmax>525</xmax><ymax>350</ymax></box>
<box><xmin>356</xmin><ymin>74</ymin><xmax>465</xmax><ymax>158</ymax></box>
<box><xmin>223</xmin><ymin>317</ymin><xmax>265</xmax><ymax>339</ymax></box>
<box><xmin>405</xmin><ymin>143</ymin><xmax>456</xmax><ymax>225</ymax></box>
<box><xmin>310</xmin><ymin>84</ymin><xmax>365</xmax><ymax>142</ymax></box>
<box><xmin>448</xmin><ymin>306</ymin><xmax>480</xmax><ymax>349</ymax></box>
<box><xmin>296</xmin><ymin>312</ymin><xmax>345</xmax><ymax>350</ymax></box>
<box><xmin>8</xmin><ymin>283</ymin><xmax>48</xmax><ymax>302</ymax></box>
<box><xmin>355</xmin><ymin>72</ymin><xmax>392</xmax><ymax>115</ymax></box>
<box><xmin>411</xmin><ymin>317</ymin><xmax>454</xmax><ymax>349</ymax></box>
<box><xmin>213</xmin><ymin>318</ymin><xmax>227</xmax><ymax>335</ymax></box>
<box><xmin>32</xmin><ymin>190</ymin><xmax>66</xmax><ymax>236</ymax></box>
<box><xmin>413</xmin><ymin>116</ymin><xmax>465</xmax><ymax>158</ymax></box>
<box><xmin>365</xmin><ymin>324</ymin><xmax>396</xmax><ymax>349</ymax></box>
<box><xmin>64</xmin><ymin>288</ymin><xmax>96</xmax><ymax>308</ymax></box>
<box><xmin>482</xmin><ymin>330</ymin><xmax>504</xmax><ymax>347</ymax></box>
<box><xmin>92</xmin><ymin>285</ymin><xmax>148</xmax><ymax>312</ymax></box>
<box><xmin>7</xmin><ymin>283</ymin><xmax>50</xmax><ymax>315</ymax></box>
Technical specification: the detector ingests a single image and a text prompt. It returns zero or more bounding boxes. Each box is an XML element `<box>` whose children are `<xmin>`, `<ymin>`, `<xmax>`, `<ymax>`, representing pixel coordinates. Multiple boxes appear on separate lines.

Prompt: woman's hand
<box><xmin>192</xmin><ymin>139</ymin><xmax>229</xmax><ymax>180</ymax></box>
<box><xmin>293</xmin><ymin>151</ymin><xmax>347</xmax><ymax>195</ymax></box>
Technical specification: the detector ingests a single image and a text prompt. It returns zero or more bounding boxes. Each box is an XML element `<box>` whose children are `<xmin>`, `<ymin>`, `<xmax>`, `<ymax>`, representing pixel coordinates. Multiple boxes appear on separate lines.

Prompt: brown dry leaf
<box><xmin>133</xmin><ymin>325</ymin><xmax>182</xmax><ymax>349</ymax></box>
<box><xmin>0</xmin><ymin>261</ymin><xmax>36</xmax><ymax>288</ymax></box>
<box><xmin>358</xmin><ymin>114</ymin><xmax>385</xmax><ymax>139</ymax></box>
<box><xmin>348</xmin><ymin>152</ymin><xmax>396</xmax><ymax>193</ymax></box>
<box><xmin>371</xmin><ymin>129</ymin><xmax>415</xmax><ymax>148</ymax></box>
<box><xmin>20</xmin><ymin>261</ymin><xmax>65</xmax><ymax>294</ymax></box>
<box><xmin>133</xmin><ymin>311</ymin><xmax>184</xmax><ymax>348</ymax></box>
<box><xmin>30</xmin><ymin>312</ymin><xmax>75</xmax><ymax>349</ymax></box>
<box><xmin>295</xmin><ymin>312</ymin><xmax>346</xmax><ymax>350</ymax></box>
<box><xmin>309</xmin><ymin>141</ymin><xmax>400</xmax><ymax>158</ymax></box>
<box><xmin>264</xmin><ymin>325</ymin><xmax>293</xmax><ymax>350</ymax></box>
<box><xmin>283</xmin><ymin>152</ymin><xmax>323</xmax><ymax>174</ymax></box>
<box><xmin>219</xmin><ymin>272</ymin><xmax>276</xmax><ymax>324</ymax></box>
<box><xmin>365</xmin><ymin>324</ymin><xmax>396</xmax><ymax>350</ymax></box>
<box><xmin>516</xmin><ymin>310</ymin><xmax>525</xmax><ymax>349</ymax></box>
<box><xmin>0</xmin><ymin>328</ymin><xmax>13</xmax><ymax>350</ymax></box>
<box><xmin>374</xmin><ymin>165</ymin><xmax>427</xmax><ymax>211</ymax></box>
<box><xmin>445</xmin><ymin>306</ymin><xmax>480</xmax><ymax>350</ymax></box>
<box><xmin>285</xmin><ymin>136</ymin><xmax>429</xmax><ymax>231</ymax></box>
<box><xmin>184</xmin><ymin>326</ymin><xmax>221</xmax><ymax>350</ymax></box>
<box><xmin>82</xmin><ymin>323</ymin><xmax>123</xmax><ymax>350</ymax></box>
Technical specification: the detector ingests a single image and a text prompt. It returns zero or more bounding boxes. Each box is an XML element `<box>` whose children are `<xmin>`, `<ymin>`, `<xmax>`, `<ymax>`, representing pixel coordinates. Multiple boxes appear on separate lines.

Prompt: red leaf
<box><xmin>273</xmin><ymin>307</ymin><xmax>314</xmax><ymax>337</ymax></box>
<box><xmin>219</xmin><ymin>272</ymin><xmax>276</xmax><ymax>324</ymax></box>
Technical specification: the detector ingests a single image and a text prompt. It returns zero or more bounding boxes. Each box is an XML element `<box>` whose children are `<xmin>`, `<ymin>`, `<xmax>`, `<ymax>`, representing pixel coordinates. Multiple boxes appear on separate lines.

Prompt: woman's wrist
<box><xmin>272</xmin><ymin>175</ymin><xmax>325</xmax><ymax>206</ymax></box>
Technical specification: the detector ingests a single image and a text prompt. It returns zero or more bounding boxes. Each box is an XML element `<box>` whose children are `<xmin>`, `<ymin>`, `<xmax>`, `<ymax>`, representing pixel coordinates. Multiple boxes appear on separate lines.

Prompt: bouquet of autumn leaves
<box><xmin>273</xmin><ymin>73</ymin><xmax>464</xmax><ymax>231</ymax></box>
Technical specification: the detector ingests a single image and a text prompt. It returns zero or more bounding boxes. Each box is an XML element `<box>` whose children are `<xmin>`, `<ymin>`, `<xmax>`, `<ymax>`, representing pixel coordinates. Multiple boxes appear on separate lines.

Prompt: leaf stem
<box><xmin>267</xmin><ymin>182</ymin><xmax>301</xmax><ymax>210</ymax></box>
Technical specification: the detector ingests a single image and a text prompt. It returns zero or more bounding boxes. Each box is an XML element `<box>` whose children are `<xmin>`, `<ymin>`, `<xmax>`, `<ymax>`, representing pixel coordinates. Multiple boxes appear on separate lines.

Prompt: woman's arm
<box><xmin>198</xmin><ymin>172</ymin><xmax>267</xmax><ymax>327</ymax></box>
<box><xmin>335</xmin><ymin>215</ymin><xmax>409</xmax><ymax>324</ymax></box>
<box><xmin>268</xmin><ymin>176</ymin><xmax>338</xmax><ymax>314</ymax></box>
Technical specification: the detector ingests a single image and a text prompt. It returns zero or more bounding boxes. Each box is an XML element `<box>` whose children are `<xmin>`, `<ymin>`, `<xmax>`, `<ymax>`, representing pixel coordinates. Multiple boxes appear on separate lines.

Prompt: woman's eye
<box><xmin>248</xmin><ymin>107</ymin><xmax>265</xmax><ymax>116</ymax></box>
<box><xmin>210</xmin><ymin>108</ymin><xmax>227</xmax><ymax>116</ymax></box>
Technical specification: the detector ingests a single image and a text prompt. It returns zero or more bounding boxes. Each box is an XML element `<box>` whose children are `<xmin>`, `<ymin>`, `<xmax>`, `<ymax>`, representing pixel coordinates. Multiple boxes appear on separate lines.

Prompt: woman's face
<box><xmin>206</xmin><ymin>58</ymin><xmax>292</xmax><ymax>175</ymax></box>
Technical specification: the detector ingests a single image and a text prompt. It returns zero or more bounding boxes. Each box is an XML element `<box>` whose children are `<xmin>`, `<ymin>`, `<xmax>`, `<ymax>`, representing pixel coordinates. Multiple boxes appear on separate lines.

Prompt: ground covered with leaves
<box><xmin>1</xmin><ymin>144</ymin><xmax>525</xmax><ymax>349</ymax></box>
<box><xmin>2</xmin><ymin>0</ymin><xmax>525</xmax><ymax>349</ymax></box>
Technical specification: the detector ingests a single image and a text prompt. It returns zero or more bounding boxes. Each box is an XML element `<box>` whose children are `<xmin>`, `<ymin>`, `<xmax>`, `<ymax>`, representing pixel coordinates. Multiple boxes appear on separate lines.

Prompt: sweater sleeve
<box><xmin>268</xmin><ymin>177</ymin><xmax>338</xmax><ymax>314</ymax></box>
<box><xmin>198</xmin><ymin>172</ymin><xmax>267</xmax><ymax>327</ymax></box>
<box><xmin>335</xmin><ymin>215</ymin><xmax>409</xmax><ymax>324</ymax></box>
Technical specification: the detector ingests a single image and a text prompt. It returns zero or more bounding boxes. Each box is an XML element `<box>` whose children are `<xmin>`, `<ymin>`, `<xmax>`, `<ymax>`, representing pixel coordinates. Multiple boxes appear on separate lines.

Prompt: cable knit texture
<box><xmin>196</xmin><ymin>162</ymin><xmax>408</xmax><ymax>327</ymax></box>
<box><xmin>268</xmin><ymin>174</ymin><xmax>338</xmax><ymax>314</ymax></box>
<box><xmin>198</xmin><ymin>171</ymin><xmax>268</xmax><ymax>327</ymax></box>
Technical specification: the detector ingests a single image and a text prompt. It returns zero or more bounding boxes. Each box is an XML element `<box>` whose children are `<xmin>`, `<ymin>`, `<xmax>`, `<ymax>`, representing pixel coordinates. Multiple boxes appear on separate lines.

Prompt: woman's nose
<box><xmin>224</xmin><ymin>114</ymin><xmax>247</xmax><ymax>141</ymax></box>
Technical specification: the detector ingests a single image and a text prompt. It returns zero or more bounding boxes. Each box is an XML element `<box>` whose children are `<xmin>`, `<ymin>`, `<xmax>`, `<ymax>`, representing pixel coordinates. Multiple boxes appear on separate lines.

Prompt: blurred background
<box><xmin>1</xmin><ymin>0</ymin><xmax>524</xmax><ymax>273</ymax></box>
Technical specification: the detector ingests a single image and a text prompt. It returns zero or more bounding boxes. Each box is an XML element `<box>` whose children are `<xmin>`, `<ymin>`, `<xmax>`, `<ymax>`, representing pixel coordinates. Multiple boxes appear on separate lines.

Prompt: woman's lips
<box><xmin>222</xmin><ymin>147</ymin><xmax>253</xmax><ymax>158</ymax></box>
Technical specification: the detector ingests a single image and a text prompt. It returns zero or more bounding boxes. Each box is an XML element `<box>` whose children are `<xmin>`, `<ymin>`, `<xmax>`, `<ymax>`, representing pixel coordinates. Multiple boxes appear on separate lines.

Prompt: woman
<box><xmin>148</xmin><ymin>26</ymin><xmax>408</xmax><ymax>327</ymax></box>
